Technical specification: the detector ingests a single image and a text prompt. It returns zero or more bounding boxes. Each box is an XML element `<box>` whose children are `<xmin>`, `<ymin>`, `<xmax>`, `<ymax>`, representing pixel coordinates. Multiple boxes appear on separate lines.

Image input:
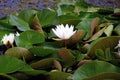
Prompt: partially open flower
<box><xmin>1</xmin><ymin>33</ymin><xmax>15</xmax><ymax>46</ymax></box>
<box><xmin>52</xmin><ymin>24</ymin><xmax>76</xmax><ymax>40</ymax></box>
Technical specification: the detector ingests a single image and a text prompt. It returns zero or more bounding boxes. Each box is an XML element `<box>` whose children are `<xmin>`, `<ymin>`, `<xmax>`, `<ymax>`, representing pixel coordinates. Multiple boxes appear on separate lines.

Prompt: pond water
<box><xmin>0</xmin><ymin>0</ymin><xmax>120</xmax><ymax>18</ymax></box>
<box><xmin>0</xmin><ymin>0</ymin><xmax>56</xmax><ymax>18</ymax></box>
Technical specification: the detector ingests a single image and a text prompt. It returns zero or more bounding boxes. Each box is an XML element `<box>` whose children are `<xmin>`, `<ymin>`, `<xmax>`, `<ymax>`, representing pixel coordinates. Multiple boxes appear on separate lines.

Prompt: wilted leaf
<box><xmin>104</xmin><ymin>24</ymin><xmax>114</xmax><ymax>36</ymax></box>
<box><xmin>90</xmin><ymin>17</ymin><xmax>100</xmax><ymax>36</ymax></box>
<box><xmin>86</xmin><ymin>27</ymin><xmax>106</xmax><ymax>42</ymax></box>
<box><xmin>30</xmin><ymin>14</ymin><xmax>44</xmax><ymax>34</ymax></box>
<box><xmin>53</xmin><ymin>60</ymin><xmax>62</xmax><ymax>71</ymax></box>
<box><xmin>57</xmin><ymin>48</ymin><xmax>76</xmax><ymax>67</ymax></box>
<box><xmin>67</xmin><ymin>30</ymin><xmax>86</xmax><ymax>46</ymax></box>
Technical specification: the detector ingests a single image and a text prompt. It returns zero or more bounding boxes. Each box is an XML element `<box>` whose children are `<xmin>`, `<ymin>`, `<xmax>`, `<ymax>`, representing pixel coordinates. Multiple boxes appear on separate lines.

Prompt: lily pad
<box><xmin>0</xmin><ymin>56</ymin><xmax>25</xmax><ymax>73</ymax></box>
<box><xmin>5</xmin><ymin>47</ymin><xmax>33</xmax><ymax>61</ymax></box>
<box><xmin>88</xmin><ymin>36</ymin><xmax>120</xmax><ymax>58</ymax></box>
<box><xmin>73</xmin><ymin>60</ymin><xmax>120</xmax><ymax>80</ymax></box>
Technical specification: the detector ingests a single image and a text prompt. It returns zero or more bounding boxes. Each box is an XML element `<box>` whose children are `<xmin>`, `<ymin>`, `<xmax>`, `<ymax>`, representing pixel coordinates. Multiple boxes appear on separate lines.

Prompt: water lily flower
<box><xmin>1</xmin><ymin>33</ymin><xmax>15</xmax><ymax>46</ymax></box>
<box><xmin>52</xmin><ymin>24</ymin><xmax>76</xmax><ymax>40</ymax></box>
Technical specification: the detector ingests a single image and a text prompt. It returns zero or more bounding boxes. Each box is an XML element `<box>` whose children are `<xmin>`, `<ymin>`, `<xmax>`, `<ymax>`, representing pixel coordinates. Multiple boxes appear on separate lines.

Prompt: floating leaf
<box><xmin>114</xmin><ymin>24</ymin><xmax>120</xmax><ymax>35</ymax></box>
<box><xmin>31</xmin><ymin>58</ymin><xmax>55</xmax><ymax>69</ymax></box>
<box><xmin>15</xmin><ymin>30</ymin><xmax>45</xmax><ymax>48</ymax></box>
<box><xmin>8</xmin><ymin>15</ymin><xmax>30</xmax><ymax>31</ymax></box>
<box><xmin>88</xmin><ymin>36</ymin><xmax>120</xmax><ymax>58</ymax></box>
<box><xmin>73</xmin><ymin>61</ymin><xmax>120</xmax><ymax>80</ymax></box>
<box><xmin>5</xmin><ymin>47</ymin><xmax>33</xmax><ymax>61</ymax></box>
<box><xmin>37</xmin><ymin>9</ymin><xmax>59</xmax><ymax>27</ymax></box>
<box><xmin>104</xmin><ymin>24</ymin><xmax>114</xmax><ymax>36</ymax></box>
<box><xmin>53</xmin><ymin>60</ymin><xmax>62</xmax><ymax>71</ymax></box>
<box><xmin>90</xmin><ymin>17</ymin><xmax>100</xmax><ymax>36</ymax></box>
<box><xmin>76</xmin><ymin>19</ymin><xmax>92</xmax><ymax>40</ymax></box>
<box><xmin>18</xmin><ymin>9</ymin><xmax>38</xmax><ymax>24</ymax></box>
<box><xmin>29</xmin><ymin>46</ymin><xmax>57</xmax><ymax>57</ymax></box>
<box><xmin>47</xmin><ymin>70</ymin><xmax>71</xmax><ymax>80</ymax></box>
<box><xmin>67</xmin><ymin>30</ymin><xmax>86</xmax><ymax>46</ymax></box>
<box><xmin>95</xmin><ymin>49</ymin><xmax>106</xmax><ymax>61</ymax></box>
<box><xmin>0</xmin><ymin>56</ymin><xmax>25</xmax><ymax>73</ymax></box>
<box><xmin>30</xmin><ymin>14</ymin><xmax>44</xmax><ymax>34</ymax></box>
<box><xmin>57</xmin><ymin>48</ymin><xmax>76</xmax><ymax>67</ymax></box>
<box><xmin>86</xmin><ymin>27</ymin><xmax>106</xmax><ymax>42</ymax></box>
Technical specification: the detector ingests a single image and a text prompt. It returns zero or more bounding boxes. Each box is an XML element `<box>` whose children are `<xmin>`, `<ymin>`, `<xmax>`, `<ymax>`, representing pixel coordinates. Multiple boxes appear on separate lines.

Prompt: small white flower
<box><xmin>52</xmin><ymin>24</ymin><xmax>76</xmax><ymax>40</ymax></box>
<box><xmin>1</xmin><ymin>33</ymin><xmax>15</xmax><ymax>45</ymax></box>
<box><xmin>15</xmin><ymin>32</ymin><xmax>20</xmax><ymax>37</ymax></box>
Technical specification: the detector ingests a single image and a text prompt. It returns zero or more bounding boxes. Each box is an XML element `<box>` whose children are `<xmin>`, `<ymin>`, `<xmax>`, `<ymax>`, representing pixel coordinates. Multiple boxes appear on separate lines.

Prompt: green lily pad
<box><xmin>5</xmin><ymin>47</ymin><xmax>33</xmax><ymax>61</ymax></box>
<box><xmin>73</xmin><ymin>60</ymin><xmax>120</xmax><ymax>80</ymax></box>
<box><xmin>88</xmin><ymin>36</ymin><xmax>120</xmax><ymax>58</ymax></box>
<box><xmin>15</xmin><ymin>30</ymin><xmax>45</xmax><ymax>48</ymax></box>
<box><xmin>0</xmin><ymin>56</ymin><xmax>25</xmax><ymax>73</ymax></box>
<box><xmin>8</xmin><ymin>15</ymin><xmax>30</xmax><ymax>31</ymax></box>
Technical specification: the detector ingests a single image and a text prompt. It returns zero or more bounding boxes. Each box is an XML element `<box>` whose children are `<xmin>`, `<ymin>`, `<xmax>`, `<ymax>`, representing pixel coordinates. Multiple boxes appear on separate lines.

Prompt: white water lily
<box><xmin>1</xmin><ymin>33</ymin><xmax>15</xmax><ymax>45</ymax></box>
<box><xmin>52</xmin><ymin>24</ymin><xmax>76</xmax><ymax>40</ymax></box>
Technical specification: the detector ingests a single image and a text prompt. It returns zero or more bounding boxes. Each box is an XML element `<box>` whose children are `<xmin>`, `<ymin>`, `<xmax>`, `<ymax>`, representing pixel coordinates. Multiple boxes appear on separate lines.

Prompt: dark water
<box><xmin>86</xmin><ymin>0</ymin><xmax>120</xmax><ymax>8</ymax></box>
<box><xmin>0</xmin><ymin>0</ymin><xmax>120</xmax><ymax>18</ymax></box>
<box><xmin>0</xmin><ymin>0</ymin><xmax>56</xmax><ymax>18</ymax></box>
